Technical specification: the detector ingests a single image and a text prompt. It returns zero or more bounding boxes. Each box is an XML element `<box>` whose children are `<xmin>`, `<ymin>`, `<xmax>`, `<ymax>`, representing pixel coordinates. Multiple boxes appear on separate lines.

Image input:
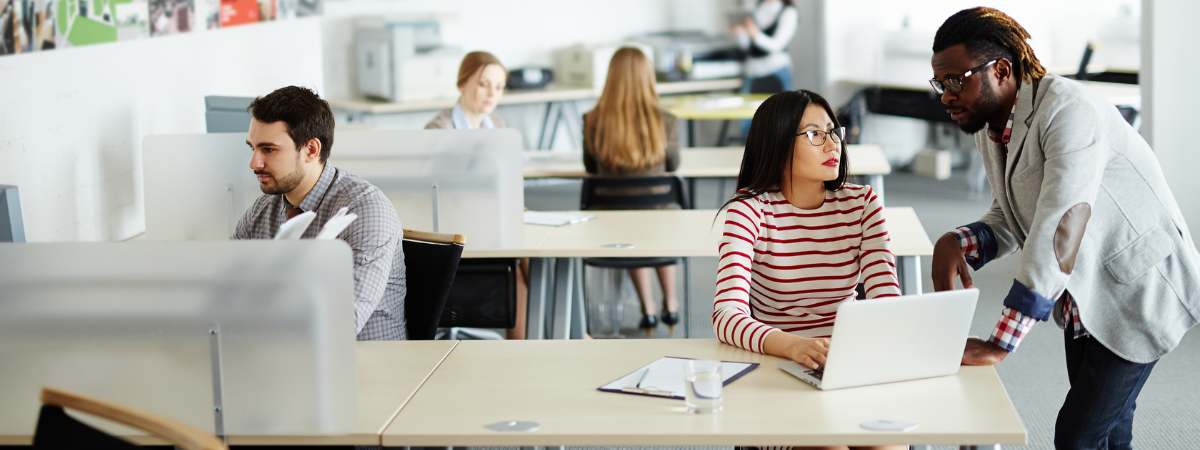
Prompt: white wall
<box><xmin>0</xmin><ymin>19</ymin><xmax>324</xmax><ymax>242</ymax></box>
<box><xmin>1142</xmin><ymin>0</ymin><xmax>1200</xmax><ymax>244</ymax></box>
<box><xmin>320</xmin><ymin>0</ymin><xmax>728</xmax><ymax>100</ymax></box>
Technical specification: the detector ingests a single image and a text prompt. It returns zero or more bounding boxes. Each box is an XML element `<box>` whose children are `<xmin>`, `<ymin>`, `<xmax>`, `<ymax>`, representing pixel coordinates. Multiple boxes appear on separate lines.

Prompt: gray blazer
<box><xmin>969</xmin><ymin>74</ymin><xmax>1200</xmax><ymax>363</ymax></box>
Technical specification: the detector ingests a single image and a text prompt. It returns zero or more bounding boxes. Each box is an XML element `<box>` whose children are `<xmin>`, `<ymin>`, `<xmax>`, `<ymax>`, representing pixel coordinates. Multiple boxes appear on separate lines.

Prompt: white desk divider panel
<box><xmin>143</xmin><ymin>133</ymin><xmax>265</xmax><ymax>240</ymax></box>
<box><xmin>0</xmin><ymin>241</ymin><xmax>358</xmax><ymax>438</ymax></box>
<box><xmin>143</xmin><ymin>129</ymin><xmax>524</xmax><ymax>250</ymax></box>
<box><xmin>329</xmin><ymin>129</ymin><xmax>524</xmax><ymax>250</ymax></box>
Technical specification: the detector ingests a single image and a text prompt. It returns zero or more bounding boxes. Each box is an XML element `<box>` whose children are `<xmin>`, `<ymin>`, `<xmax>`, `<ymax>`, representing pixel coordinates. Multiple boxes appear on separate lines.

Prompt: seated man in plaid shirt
<box><xmin>234</xmin><ymin>86</ymin><xmax>408</xmax><ymax>341</ymax></box>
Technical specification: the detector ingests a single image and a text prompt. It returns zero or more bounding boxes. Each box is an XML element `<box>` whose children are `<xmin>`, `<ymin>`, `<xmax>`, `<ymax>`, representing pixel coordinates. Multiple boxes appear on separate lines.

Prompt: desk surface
<box><xmin>331</xmin><ymin>79</ymin><xmax>743</xmax><ymax>115</ymax></box>
<box><xmin>382</xmin><ymin>339</ymin><xmax>1026</xmax><ymax>447</ymax></box>
<box><xmin>462</xmin><ymin>207</ymin><xmax>932</xmax><ymax>259</ymax></box>
<box><xmin>0</xmin><ymin>341</ymin><xmax>457</xmax><ymax>447</ymax></box>
<box><xmin>523</xmin><ymin>145</ymin><xmax>891</xmax><ymax>179</ymax></box>
<box><xmin>662</xmin><ymin>94</ymin><xmax>771</xmax><ymax>120</ymax></box>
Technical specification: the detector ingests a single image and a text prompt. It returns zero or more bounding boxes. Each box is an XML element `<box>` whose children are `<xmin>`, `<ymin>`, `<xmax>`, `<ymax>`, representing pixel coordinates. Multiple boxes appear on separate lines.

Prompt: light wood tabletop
<box><xmin>522</xmin><ymin>145</ymin><xmax>891</xmax><ymax>179</ymax></box>
<box><xmin>382</xmin><ymin>339</ymin><xmax>1026</xmax><ymax>447</ymax></box>
<box><xmin>331</xmin><ymin>79</ymin><xmax>743</xmax><ymax>115</ymax></box>
<box><xmin>662</xmin><ymin>94</ymin><xmax>772</xmax><ymax>120</ymax></box>
<box><xmin>0</xmin><ymin>341</ymin><xmax>458</xmax><ymax>447</ymax></box>
<box><xmin>463</xmin><ymin>207</ymin><xmax>931</xmax><ymax>260</ymax></box>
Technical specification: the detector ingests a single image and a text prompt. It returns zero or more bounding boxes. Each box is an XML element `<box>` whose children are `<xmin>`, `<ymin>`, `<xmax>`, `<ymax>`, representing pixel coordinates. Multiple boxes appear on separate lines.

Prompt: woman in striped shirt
<box><xmin>714</xmin><ymin>90</ymin><xmax>901</xmax><ymax>375</ymax></box>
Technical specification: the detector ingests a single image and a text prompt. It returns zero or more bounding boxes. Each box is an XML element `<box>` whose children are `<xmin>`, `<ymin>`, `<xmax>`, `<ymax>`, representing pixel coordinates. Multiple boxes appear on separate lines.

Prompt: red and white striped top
<box><xmin>713</xmin><ymin>185</ymin><xmax>901</xmax><ymax>353</ymax></box>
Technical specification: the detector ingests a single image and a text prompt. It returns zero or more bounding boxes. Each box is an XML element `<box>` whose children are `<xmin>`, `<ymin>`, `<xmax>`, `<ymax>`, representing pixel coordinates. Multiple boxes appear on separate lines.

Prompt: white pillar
<box><xmin>1142</xmin><ymin>0</ymin><xmax>1200</xmax><ymax>244</ymax></box>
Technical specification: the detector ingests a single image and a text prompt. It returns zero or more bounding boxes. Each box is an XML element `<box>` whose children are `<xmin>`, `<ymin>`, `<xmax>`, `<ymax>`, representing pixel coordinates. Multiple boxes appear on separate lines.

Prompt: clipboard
<box><xmin>597</xmin><ymin>356</ymin><xmax>759</xmax><ymax>400</ymax></box>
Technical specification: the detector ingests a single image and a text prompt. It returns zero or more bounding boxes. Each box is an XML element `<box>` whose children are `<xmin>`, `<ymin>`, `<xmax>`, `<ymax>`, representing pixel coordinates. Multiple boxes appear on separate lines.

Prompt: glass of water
<box><xmin>685</xmin><ymin>359</ymin><xmax>723</xmax><ymax>414</ymax></box>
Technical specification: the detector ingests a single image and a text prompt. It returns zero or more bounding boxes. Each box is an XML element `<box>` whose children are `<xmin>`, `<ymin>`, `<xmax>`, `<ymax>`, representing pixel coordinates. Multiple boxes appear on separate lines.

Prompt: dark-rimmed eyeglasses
<box><xmin>929</xmin><ymin>59</ymin><xmax>997</xmax><ymax>95</ymax></box>
<box><xmin>796</xmin><ymin>127</ymin><xmax>846</xmax><ymax>146</ymax></box>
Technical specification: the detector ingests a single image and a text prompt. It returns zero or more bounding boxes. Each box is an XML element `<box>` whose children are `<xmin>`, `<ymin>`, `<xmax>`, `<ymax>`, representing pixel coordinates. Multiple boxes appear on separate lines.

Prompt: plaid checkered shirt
<box><xmin>234</xmin><ymin>165</ymin><xmax>408</xmax><ymax>341</ymax></box>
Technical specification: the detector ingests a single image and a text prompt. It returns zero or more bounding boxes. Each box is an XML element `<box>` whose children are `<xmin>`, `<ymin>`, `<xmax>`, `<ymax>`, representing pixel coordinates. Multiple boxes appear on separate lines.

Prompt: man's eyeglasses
<box><xmin>796</xmin><ymin>127</ymin><xmax>846</xmax><ymax>146</ymax></box>
<box><xmin>929</xmin><ymin>59</ymin><xmax>997</xmax><ymax>95</ymax></box>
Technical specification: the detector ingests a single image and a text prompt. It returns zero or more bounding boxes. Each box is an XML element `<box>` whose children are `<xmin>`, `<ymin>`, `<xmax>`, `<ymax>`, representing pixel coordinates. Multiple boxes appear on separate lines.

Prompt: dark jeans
<box><xmin>1055</xmin><ymin>327</ymin><xmax>1158</xmax><ymax>450</ymax></box>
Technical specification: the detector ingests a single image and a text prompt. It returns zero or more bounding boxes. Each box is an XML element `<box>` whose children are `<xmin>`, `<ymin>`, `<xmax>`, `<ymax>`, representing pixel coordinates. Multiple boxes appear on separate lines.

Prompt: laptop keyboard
<box><xmin>806</xmin><ymin>369</ymin><xmax>824</xmax><ymax>380</ymax></box>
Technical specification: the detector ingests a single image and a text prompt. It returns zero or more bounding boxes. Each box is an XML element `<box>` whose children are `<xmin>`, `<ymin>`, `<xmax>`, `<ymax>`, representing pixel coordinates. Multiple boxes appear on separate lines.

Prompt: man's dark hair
<box><xmin>932</xmin><ymin>7</ymin><xmax>1047</xmax><ymax>85</ymax></box>
<box><xmin>247</xmin><ymin>86</ymin><xmax>335</xmax><ymax>163</ymax></box>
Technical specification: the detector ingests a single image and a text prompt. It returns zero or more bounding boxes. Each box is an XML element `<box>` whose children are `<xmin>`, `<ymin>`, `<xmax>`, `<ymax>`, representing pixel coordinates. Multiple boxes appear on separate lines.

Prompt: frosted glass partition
<box><xmin>330</xmin><ymin>129</ymin><xmax>524</xmax><ymax>250</ymax></box>
<box><xmin>143</xmin><ymin>133</ymin><xmax>263</xmax><ymax>241</ymax></box>
<box><xmin>0</xmin><ymin>241</ymin><xmax>358</xmax><ymax>437</ymax></box>
<box><xmin>143</xmin><ymin>129</ymin><xmax>524</xmax><ymax>250</ymax></box>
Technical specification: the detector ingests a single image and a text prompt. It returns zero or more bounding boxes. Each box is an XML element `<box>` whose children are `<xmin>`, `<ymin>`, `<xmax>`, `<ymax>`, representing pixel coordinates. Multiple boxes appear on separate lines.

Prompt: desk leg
<box><xmin>866</xmin><ymin>174</ymin><xmax>885</xmax><ymax>205</ymax></box>
<box><xmin>898</xmin><ymin>255</ymin><xmax>923</xmax><ymax>295</ymax></box>
<box><xmin>525</xmin><ymin>258</ymin><xmax>550</xmax><ymax>340</ymax></box>
<box><xmin>570</xmin><ymin>258</ymin><xmax>587</xmax><ymax>339</ymax></box>
<box><xmin>551</xmin><ymin>257</ymin><xmax>575</xmax><ymax>339</ymax></box>
<box><xmin>687</xmin><ymin>177</ymin><xmax>697</xmax><ymax>209</ymax></box>
<box><xmin>687</xmin><ymin>118</ymin><xmax>695</xmax><ymax>148</ymax></box>
<box><xmin>959</xmin><ymin>445</ymin><xmax>1001</xmax><ymax>450</ymax></box>
<box><xmin>560</xmin><ymin>101</ymin><xmax>582</xmax><ymax>151</ymax></box>
<box><xmin>538</xmin><ymin>102</ymin><xmax>563</xmax><ymax>149</ymax></box>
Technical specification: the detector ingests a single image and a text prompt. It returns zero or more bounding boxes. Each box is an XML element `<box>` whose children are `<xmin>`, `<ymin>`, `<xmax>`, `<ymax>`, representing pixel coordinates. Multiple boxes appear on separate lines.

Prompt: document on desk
<box><xmin>524</xmin><ymin>211</ymin><xmax>597</xmax><ymax>227</ymax></box>
<box><xmin>597</xmin><ymin>356</ymin><xmax>758</xmax><ymax>400</ymax></box>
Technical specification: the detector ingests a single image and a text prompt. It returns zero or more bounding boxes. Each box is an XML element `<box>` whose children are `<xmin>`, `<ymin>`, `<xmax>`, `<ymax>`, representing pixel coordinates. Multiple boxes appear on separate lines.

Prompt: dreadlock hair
<box><xmin>932</xmin><ymin>7</ymin><xmax>1047</xmax><ymax>85</ymax></box>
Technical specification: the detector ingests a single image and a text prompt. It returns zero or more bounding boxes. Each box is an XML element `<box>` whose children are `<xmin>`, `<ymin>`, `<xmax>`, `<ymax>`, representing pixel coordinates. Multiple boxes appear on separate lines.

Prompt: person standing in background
<box><xmin>730</xmin><ymin>0</ymin><xmax>799</xmax><ymax>135</ymax></box>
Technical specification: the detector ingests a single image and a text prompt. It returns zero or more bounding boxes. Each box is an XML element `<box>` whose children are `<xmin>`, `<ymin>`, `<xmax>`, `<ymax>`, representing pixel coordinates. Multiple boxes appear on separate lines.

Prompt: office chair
<box><xmin>580</xmin><ymin>176</ymin><xmax>688</xmax><ymax>338</ymax></box>
<box><xmin>437</xmin><ymin>258</ymin><xmax>519</xmax><ymax>340</ymax></box>
<box><xmin>32</xmin><ymin>387</ymin><xmax>227</xmax><ymax>450</ymax></box>
<box><xmin>402</xmin><ymin>229</ymin><xmax>467</xmax><ymax>340</ymax></box>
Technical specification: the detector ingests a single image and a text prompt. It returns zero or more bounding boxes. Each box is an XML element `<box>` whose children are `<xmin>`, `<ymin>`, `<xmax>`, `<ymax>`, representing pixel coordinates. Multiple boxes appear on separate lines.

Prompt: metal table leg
<box><xmin>525</xmin><ymin>258</ymin><xmax>550</xmax><ymax>340</ymax></box>
<box><xmin>538</xmin><ymin>102</ymin><xmax>563</xmax><ymax>149</ymax></box>
<box><xmin>551</xmin><ymin>257</ymin><xmax>576</xmax><ymax>339</ymax></box>
<box><xmin>898</xmin><ymin>255</ymin><xmax>923</xmax><ymax>295</ymax></box>
<box><xmin>570</xmin><ymin>258</ymin><xmax>587</xmax><ymax>339</ymax></box>
<box><xmin>687</xmin><ymin>119</ymin><xmax>695</xmax><ymax>148</ymax></box>
<box><xmin>866</xmin><ymin>174</ymin><xmax>885</xmax><ymax>205</ymax></box>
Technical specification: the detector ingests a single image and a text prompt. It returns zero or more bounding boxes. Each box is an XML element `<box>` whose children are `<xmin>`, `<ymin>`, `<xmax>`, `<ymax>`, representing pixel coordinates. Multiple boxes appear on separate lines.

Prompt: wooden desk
<box><xmin>382</xmin><ymin>339</ymin><xmax>1026</xmax><ymax>447</ymax></box>
<box><xmin>0</xmin><ymin>341</ymin><xmax>457</xmax><ymax>447</ymax></box>
<box><xmin>330</xmin><ymin>79</ymin><xmax>743</xmax><ymax>149</ymax></box>
<box><xmin>464</xmin><ymin>208</ymin><xmax>932</xmax><ymax>340</ymax></box>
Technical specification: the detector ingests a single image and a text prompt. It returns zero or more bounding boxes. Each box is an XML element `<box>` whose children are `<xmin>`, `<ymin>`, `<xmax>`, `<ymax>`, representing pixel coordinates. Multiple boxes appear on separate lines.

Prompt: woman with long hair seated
<box><xmin>582</xmin><ymin>46</ymin><xmax>681</xmax><ymax>334</ymax></box>
<box><xmin>714</xmin><ymin>90</ymin><xmax>904</xmax><ymax>450</ymax></box>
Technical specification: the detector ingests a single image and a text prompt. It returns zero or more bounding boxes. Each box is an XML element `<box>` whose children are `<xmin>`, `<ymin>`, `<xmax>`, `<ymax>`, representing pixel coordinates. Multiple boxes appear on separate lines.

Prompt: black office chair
<box><xmin>402</xmin><ymin>229</ymin><xmax>466</xmax><ymax>341</ymax></box>
<box><xmin>580</xmin><ymin>176</ymin><xmax>687</xmax><ymax>338</ymax></box>
<box><xmin>439</xmin><ymin>258</ymin><xmax>519</xmax><ymax>338</ymax></box>
<box><xmin>33</xmin><ymin>387</ymin><xmax>226</xmax><ymax>450</ymax></box>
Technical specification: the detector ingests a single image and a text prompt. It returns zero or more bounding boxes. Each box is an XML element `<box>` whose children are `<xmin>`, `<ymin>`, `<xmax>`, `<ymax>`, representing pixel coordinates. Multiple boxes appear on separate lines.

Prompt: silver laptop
<box><xmin>779</xmin><ymin>289</ymin><xmax>979</xmax><ymax>390</ymax></box>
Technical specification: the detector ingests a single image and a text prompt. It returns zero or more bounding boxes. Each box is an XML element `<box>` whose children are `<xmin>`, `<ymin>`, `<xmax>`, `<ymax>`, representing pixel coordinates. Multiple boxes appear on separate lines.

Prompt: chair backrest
<box><xmin>749</xmin><ymin>75</ymin><xmax>785</xmax><ymax>94</ymax></box>
<box><xmin>34</xmin><ymin>387</ymin><xmax>227</xmax><ymax>450</ymax></box>
<box><xmin>440</xmin><ymin>258</ymin><xmax>518</xmax><ymax>329</ymax></box>
<box><xmin>402</xmin><ymin>229</ymin><xmax>466</xmax><ymax>340</ymax></box>
<box><xmin>580</xmin><ymin>176</ymin><xmax>688</xmax><ymax>210</ymax></box>
<box><xmin>0</xmin><ymin>185</ymin><xmax>25</xmax><ymax>242</ymax></box>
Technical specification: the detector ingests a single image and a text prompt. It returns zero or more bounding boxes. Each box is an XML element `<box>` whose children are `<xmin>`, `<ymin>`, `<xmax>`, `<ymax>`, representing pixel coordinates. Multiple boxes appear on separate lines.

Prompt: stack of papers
<box><xmin>597</xmin><ymin>356</ymin><xmax>758</xmax><ymax>400</ymax></box>
<box><xmin>524</xmin><ymin>211</ymin><xmax>596</xmax><ymax>227</ymax></box>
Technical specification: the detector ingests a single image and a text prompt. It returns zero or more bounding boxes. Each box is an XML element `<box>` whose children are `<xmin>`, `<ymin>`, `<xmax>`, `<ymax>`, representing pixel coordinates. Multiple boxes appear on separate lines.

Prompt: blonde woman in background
<box><xmin>426</xmin><ymin>51</ymin><xmax>508</xmax><ymax>129</ymax></box>
<box><xmin>582</xmin><ymin>47</ymin><xmax>681</xmax><ymax>334</ymax></box>
<box><xmin>427</xmin><ymin>51</ymin><xmax>527</xmax><ymax>340</ymax></box>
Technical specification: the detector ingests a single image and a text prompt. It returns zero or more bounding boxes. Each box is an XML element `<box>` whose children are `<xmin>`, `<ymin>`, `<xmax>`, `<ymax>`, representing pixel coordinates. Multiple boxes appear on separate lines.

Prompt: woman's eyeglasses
<box><xmin>797</xmin><ymin>127</ymin><xmax>846</xmax><ymax>146</ymax></box>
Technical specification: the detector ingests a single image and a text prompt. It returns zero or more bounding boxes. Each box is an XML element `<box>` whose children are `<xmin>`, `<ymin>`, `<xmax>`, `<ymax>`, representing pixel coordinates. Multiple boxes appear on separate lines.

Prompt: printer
<box><xmin>631</xmin><ymin>31</ymin><xmax>743</xmax><ymax>82</ymax></box>
<box><xmin>355</xmin><ymin>16</ymin><xmax>462</xmax><ymax>102</ymax></box>
<box><xmin>555</xmin><ymin>43</ymin><xmax>655</xmax><ymax>91</ymax></box>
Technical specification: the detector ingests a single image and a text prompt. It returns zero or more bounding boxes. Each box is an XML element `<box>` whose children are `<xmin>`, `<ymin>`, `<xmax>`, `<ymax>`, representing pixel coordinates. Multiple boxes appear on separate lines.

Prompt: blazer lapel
<box><xmin>1003</xmin><ymin>79</ymin><xmax>1039</xmax><ymax>185</ymax></box>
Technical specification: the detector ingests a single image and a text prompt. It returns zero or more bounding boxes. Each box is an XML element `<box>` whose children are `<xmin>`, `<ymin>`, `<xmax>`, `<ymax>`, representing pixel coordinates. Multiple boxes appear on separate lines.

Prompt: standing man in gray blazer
<box><xmin>928</xmin><ymin>7</ymin><xmax>1200</xmax><ymax>450</ymax></box>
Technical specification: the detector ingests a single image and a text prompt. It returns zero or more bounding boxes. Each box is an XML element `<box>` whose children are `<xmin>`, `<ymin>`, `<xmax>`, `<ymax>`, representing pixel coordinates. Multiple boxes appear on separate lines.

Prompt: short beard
<box><xmin>258</xmin><ymin>153</ymin><xmax>306</xmax><ymax>195</ymax></box>
<box><xmin>958</xmin><ymin>80</ymin><xmax>1007</xmax><ymax>134</ymax></box>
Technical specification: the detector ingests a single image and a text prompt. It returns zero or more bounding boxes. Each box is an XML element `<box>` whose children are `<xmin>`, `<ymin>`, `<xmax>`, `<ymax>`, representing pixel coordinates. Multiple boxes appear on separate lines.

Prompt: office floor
<box><xmin>521</xmin><ymin>169</ymin><xmax>1200</xmax><ymax>449</ymax></box>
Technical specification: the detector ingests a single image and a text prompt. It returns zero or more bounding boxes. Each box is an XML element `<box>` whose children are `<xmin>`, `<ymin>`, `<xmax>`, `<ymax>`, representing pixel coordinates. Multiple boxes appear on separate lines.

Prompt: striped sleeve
<box><xmin>712</xmin><ymin>198</ymin><xmax>777</xmax><ymax>353</ymax></box>
<box><xmin>858</xmin><ymin>187</ymin><xmax>901</xmax><ymax>298</ymax></box>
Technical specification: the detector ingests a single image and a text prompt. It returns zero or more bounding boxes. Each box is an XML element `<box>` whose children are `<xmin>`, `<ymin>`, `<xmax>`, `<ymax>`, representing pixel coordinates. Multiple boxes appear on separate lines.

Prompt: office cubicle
<box><xmin>0</xmin><ymin>240</ymin><xmax>358</xmax><ymax>437</ymax></box>
<box><xmin>142</xmin><ymin>129</ymin><xmax>525</xmax><ymax>250</ymax></box>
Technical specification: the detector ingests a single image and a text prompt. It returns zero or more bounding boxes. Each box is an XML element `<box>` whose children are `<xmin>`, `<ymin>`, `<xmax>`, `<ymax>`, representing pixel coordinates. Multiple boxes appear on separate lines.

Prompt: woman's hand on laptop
<box><xmin>765</xmin><ymin>332</ymin><xmax>830</xmax><ymax>370</ymax></box>
<box><xmin>961</xmin><ymin>337</ymin><xmax>1008</xmax><ymax>365</ymax></box>
<box><xmin>932</xmin><ymin>233</ymin><xmax>975</xmax><ymax>291</ymax></box>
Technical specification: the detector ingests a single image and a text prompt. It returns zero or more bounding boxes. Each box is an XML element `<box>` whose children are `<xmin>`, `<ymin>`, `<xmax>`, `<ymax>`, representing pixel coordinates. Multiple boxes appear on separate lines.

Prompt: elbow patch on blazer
<box><xmin>1055</xmin><ymin>203</ymin><xmax>1092</xmax><ymax>274</ymax></box>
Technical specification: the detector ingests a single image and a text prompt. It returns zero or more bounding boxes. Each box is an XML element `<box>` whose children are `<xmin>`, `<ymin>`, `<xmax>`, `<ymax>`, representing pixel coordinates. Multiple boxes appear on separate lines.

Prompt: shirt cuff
<box><xmin>990</xmin><ymin>307</ymin><xmax>1038</xmax><ymax>352</ymax></box>
<box><xmin>954</xmin><ymin>222</ymin><xmax>998</xmax><ymax>270</ymax></box>
<box><xmin>1002</xmin><ymin>279</ymin><xmax>1057</xmax><ymax>321</ymax></box>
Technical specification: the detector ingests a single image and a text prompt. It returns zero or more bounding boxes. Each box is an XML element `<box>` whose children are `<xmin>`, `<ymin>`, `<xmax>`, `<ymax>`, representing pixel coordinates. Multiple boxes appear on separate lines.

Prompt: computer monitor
<box><xmin>0</xmin><ymin>185</ymin><xmax>26</xmax><ymax>243</ymax></box>
<box><xmin>142</xmin><ymin>129</ymin><xmax>525</xmax><ymax>250</ymax></box>
<box><xmin>205</xmin><ymin>96</ymin><xmax>255</xmax><ymax>133</ymax></box>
